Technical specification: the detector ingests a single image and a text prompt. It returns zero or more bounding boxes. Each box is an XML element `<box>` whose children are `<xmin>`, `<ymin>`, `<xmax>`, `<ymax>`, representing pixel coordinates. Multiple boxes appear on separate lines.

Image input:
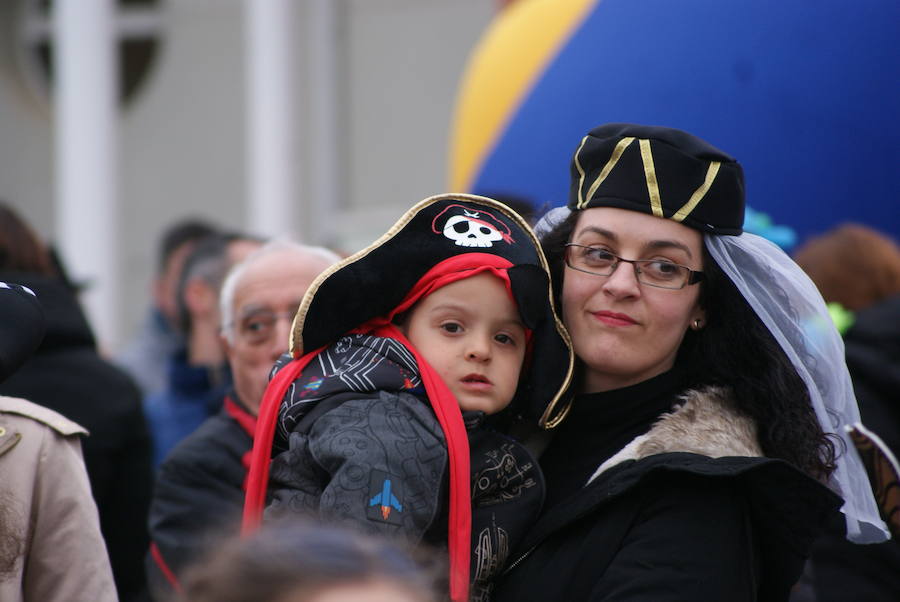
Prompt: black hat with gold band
<box><xmin>568</xmin><ymin>123</ymin><xmax>745</xmax><ymax>235</ymax></box>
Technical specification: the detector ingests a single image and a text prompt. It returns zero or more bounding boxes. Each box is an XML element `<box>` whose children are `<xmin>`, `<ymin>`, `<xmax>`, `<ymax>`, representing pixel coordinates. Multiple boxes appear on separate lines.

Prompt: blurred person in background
<box><xmin>118</xmin><ymin>219</ymin><xmax>219</xmax><ymax>397</ymax></box>
<box><xmin>795</xmin><ymin>224</ymin><xmax>900</xmax><ymax>314</ymax></box>
<box><xmin>794</xmin><ymin>223</ymin><xmax>900</xmax><ymax>601</ymax></box>
<box><xmin>146</xmin><ymin>241</ymin><xmax>339</xmax><ymax>598</ymax></box>
<box><xmin>177</xmin><ymin>521</ymin><xmax>438</xmax><ymax>602</ymax></box>
<box><xmin>144</xmin><ymin>231</ymin><xmax>262</xmax><ymax>466</ymax></box>
<box><xmin>0</xmin><ymin>202</ymin><xmax>152</xmax><ymax>601</ymax></box>
<box><xmin>0</xmin><ymin>280</ymin><xmax>116</xmax><ymax>602</ymax></box>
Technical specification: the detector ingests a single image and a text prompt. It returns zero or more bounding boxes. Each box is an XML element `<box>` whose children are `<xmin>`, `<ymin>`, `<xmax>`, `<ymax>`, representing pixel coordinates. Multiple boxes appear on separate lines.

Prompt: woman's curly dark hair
<box><xmin>541</xmin><ymin>210</ymin><xmax>838</xmax><ymax>481</ymax></box>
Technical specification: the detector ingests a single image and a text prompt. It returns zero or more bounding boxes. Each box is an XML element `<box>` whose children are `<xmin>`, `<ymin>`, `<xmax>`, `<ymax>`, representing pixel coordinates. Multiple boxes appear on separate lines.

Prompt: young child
<box><xmin>242</xmin><ymin>194</ymin><xmax>573</xmax><ymax>602</ymax></box>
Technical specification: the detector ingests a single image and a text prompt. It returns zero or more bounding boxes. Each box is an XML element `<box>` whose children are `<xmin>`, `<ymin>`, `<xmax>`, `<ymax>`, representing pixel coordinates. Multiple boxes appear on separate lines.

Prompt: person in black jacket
<box><xmin>0</xmin><ymin>202</ymin><xmax>153</xmax><ymax>601</ymax></box>
<box><xmin>492</xmin><ymin>124</ymin><xmax>887</xmax><ymax>602</ymax></box>
<box><xmin>146</xmin><ymin>391</ymin><xmax>256</xmax><ymax>598</ymax></box>
<box><xmin>794</xmin><ymin>224</ymin><xmax>900</xmax><ymax>600</ymax></box>
<box><xmin>802</xmin><ymin>295</ymin><xmax>900</xmax><ymax>601</ymax></box>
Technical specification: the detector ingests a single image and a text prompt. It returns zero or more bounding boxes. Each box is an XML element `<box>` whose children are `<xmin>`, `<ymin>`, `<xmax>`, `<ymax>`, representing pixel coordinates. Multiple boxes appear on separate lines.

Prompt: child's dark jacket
<box><xmin>265</xmin><ymin>333</ymin><xmax>544</xmax><ymax>600</ymax></box>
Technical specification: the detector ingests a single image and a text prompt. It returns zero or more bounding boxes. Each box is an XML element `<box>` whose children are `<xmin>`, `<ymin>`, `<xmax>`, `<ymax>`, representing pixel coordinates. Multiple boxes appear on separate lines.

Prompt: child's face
<box><xmin>401</xmin><ymin>273</ymin><xmax>527</xmax><ymax>415</ymax></box>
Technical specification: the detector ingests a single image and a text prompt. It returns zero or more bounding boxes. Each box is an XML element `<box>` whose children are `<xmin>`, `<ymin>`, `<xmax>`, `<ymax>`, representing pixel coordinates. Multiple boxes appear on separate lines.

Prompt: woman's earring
<box><xmin>692</xmin><ymin>319</ymin><xmax>703</xmax><ymax>330</ymax></box>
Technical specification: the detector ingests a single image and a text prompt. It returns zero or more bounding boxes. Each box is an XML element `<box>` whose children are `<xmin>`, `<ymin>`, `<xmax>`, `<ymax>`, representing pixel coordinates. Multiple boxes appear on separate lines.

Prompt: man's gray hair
<box><xmin>219</xmin><ymin>240</ymin><xmax>341</xmax><ymax>343</ymax></box>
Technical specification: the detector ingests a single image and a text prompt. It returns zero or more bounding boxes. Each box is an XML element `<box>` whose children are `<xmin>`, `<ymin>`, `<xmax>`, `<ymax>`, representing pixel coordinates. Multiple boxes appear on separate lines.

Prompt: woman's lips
<box><xmin>591</xmin><ymin>310</ymin><xmax>638</xmax><ymax>326</ymax></box>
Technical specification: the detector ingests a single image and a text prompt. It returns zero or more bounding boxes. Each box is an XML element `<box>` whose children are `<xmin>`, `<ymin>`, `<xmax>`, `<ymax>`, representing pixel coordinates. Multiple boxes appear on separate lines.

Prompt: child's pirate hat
<box><xmin>291</xmin><ymin>193</ymin><xmax>573</xmax><ymax>424</ymax></box>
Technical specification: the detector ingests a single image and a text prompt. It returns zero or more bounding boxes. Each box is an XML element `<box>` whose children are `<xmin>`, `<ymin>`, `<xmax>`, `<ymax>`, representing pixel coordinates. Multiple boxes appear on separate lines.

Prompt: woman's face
<box><xmin>562</xmin><ymin>207</ymin><xmax>706</xmax><ymax>392</ymax></box>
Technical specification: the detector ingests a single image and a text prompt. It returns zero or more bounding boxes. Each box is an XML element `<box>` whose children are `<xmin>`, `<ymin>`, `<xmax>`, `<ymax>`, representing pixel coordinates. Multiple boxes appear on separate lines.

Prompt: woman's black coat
<box><xmin>495</xmin><ymin>386</ymin><xmax>841</xmax><ymax>602</ymax></box>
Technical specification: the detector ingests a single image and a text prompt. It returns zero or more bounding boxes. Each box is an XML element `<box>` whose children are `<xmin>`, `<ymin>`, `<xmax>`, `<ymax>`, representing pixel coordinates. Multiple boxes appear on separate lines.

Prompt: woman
<box><xmin>494</xmin><ymin>124</ymin><xmax>887</xmax><ymax>601</ymax></box>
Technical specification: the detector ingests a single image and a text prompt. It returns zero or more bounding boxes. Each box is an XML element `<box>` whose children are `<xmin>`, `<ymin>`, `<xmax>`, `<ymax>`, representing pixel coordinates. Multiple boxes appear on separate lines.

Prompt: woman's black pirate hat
<box><xmin>290</xmin><ymin>193</ymin><xmax>573</xmax><ymax>426</ymax></box>
<box><xmin>569</xmin><ymin>123</ymin><xmax>745</xmax><ymax>235</ymax></box>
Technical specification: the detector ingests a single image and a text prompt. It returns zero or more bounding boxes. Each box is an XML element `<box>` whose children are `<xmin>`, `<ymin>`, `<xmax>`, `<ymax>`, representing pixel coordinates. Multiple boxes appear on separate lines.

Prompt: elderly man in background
<box><xmin>146</xmin><ymin>241</ymin><xmax>340</xmax><ymax>599</ymax></box>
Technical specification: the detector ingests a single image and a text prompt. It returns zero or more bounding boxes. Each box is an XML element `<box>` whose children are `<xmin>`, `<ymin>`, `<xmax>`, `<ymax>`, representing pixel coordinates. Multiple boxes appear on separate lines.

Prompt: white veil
<box><xmin>706</xmin><ymin>232</ymin><xmax>888</xmax><ymax>543</ymax></box>
<box><xmin>535</xmin><ymin>207</ymin><xmax>889</xmax><ymax>543</ymax></box>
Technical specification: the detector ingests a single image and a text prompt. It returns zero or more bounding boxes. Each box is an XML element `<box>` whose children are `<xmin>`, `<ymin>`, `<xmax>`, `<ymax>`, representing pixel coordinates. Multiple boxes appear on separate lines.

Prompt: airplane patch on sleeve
<box><xmin>366</xmin><ymin>470</ymin><xmax>404</xmax><ymax>526</ymax></box>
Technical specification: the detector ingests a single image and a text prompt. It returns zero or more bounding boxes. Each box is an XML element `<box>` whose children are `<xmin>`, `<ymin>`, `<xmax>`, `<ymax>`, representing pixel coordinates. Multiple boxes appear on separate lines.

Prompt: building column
<box><xmin>53</xmin><ymin>0</ymin><xmax>119</xmax><ymax>349</ymax></box>
<box><xmin>307</xmin><ymin>0</ymin><xmax>341</xmax><ymax>246</ymax></box>
<box><xmin>245</xmin><ymin>0</ymin><xmax>298</xmax><ymax>240</ymax></box>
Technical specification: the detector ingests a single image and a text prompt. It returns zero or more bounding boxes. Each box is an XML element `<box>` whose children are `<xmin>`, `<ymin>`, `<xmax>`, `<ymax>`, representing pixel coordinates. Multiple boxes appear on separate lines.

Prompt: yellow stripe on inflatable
<box><xmin>449</xmin><ymin>0</ymin><xmax>599</xmax><ymax>192</ymax></box>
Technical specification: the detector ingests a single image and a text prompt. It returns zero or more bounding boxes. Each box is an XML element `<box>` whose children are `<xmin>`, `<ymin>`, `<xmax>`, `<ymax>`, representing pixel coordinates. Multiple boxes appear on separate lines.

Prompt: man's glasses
<box><xmin>564</xmin><ymin>244</ymin><xmax>704</xmax><ymax>290</ymax></box>
<box><xmin>235</xmin><ymin>309</ymin><xmax>296</xmax><ymax>344</ymax></box>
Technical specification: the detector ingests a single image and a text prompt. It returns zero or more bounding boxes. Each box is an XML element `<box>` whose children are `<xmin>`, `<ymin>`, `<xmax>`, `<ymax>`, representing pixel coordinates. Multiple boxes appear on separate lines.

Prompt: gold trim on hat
<box><xmin>580</xmin><ymin>136</ymin><xmax>635</xmax><ymax>210</ymax></box>
<box><xmin>672</xmin><ymin>161</ymin><xmax>721</xmax><ymax>223</ymax></box>
<box><xmin>573</xmin><ymin>136</ymin><xmax>589</xmax><ymax>208</ymax></box>
<box><xmin>539</xmin><ymin>395</ymin><xmax>573</xmax><ymax>429</ymax></box>
<box><xmin>639</xmin><ymin>139</ymin><xmax>663</xmax><ymax>218</ymax></box>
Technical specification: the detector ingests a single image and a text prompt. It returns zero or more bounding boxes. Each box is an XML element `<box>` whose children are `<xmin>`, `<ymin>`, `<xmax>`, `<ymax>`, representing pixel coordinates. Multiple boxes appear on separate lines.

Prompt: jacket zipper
<box><xmin>503</xmin><ymin>544</ymin><xmax>536</xmax><ymax>576</ymax></box>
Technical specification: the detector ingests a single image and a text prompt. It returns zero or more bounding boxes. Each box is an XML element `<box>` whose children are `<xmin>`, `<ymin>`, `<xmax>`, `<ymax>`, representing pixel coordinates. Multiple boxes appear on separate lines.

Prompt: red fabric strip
<box><xmin>149</xmin><ymin>541</ymin><xmax>182</xmax><ymax>593</ymax></box>
<box><xmin>223</xmin><ymin>395</ymin><xmax>257</xmax><ymax>438</ymax></box>
<box><xmin>374</xmin><ymin>324</ymin><xmax>471</xmax><ymax>602</ymax></box>
<box><xmin>382</xmin><ymin>253</ymin><xmax>515</xmax><ymax>324</ymax></box>
<box><xmin>241</xmin><ymin>348</ymin><xmax>322</xmax><ymax>533</ymax></box>
<box><xmin>224</xmin><ymin>396</ymin><xmax>259</xmax><ymax>492</ymax></box>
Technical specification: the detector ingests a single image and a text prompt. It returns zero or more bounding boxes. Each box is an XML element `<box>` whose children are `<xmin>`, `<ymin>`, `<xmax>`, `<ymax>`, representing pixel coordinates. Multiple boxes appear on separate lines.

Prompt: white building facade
<box><xmin>0</xmin><ymin>0</ymin><xmax>494</xmax><ymax>349</ymax></box>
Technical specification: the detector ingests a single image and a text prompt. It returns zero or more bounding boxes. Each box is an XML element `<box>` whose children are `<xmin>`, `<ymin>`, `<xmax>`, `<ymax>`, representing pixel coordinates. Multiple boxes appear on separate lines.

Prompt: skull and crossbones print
<box><xmin>433</xmin><ymin>206</ymin><xmax>513</xmax><ymax>248</ymax></box>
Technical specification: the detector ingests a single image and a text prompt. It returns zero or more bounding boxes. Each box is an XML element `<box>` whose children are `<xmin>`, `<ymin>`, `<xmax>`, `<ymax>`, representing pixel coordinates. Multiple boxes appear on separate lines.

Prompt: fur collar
<box><xmin>588</xmin><ymin>386</ymin><xmax>762</xmax><ymax>484</ymax></box>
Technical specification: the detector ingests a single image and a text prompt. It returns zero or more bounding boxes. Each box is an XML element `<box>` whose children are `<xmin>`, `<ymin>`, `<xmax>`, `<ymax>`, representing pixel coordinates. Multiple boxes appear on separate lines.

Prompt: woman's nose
<box><xmin>602</xmin><ymin>261</ymin><xmax>641</xmax><ymax>299</ymax></box>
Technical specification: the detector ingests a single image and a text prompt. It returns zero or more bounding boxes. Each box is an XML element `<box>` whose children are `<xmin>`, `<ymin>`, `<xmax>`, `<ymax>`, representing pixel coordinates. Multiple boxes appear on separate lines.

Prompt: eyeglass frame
<box><xmin>563</xmin><ymin>243</ymin><xmax>705</xmax><ymax>290</ymax></box>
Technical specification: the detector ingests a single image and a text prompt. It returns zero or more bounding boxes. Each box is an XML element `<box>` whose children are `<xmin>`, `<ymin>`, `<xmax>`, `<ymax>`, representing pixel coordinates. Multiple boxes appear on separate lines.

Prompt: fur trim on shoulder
<box><xmin>588</xmin><ymin>386</ymin><xmax>762</xmax><ymax>484</ymax></box>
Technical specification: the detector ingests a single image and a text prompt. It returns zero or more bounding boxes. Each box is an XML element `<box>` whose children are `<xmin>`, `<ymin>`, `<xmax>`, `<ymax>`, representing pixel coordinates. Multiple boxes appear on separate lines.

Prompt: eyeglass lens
<box><xmin>566</xmin><ymin>245</ymin><xmax>690</xmax><ymax>289</ymax></box>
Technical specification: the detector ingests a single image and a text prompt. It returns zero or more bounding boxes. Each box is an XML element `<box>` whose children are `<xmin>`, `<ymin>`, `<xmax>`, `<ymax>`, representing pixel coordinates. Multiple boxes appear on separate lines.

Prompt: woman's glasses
<box><xmin>564</xmin><ymin>243</ymin><xmax>704</xmax><ymax>290</ymax></box>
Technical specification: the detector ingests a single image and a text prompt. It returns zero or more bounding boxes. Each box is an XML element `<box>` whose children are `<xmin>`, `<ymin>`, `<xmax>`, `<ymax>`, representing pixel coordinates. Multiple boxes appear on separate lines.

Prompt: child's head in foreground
<box><xmin>291</xmin><ymin>194</ymin><xmax>573</xmax><ymax>426</ymax></box>
<box><xmin>179</xmin><ymin>522</ymin><xmax>439</xmax><ymax>602</ymax></box>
